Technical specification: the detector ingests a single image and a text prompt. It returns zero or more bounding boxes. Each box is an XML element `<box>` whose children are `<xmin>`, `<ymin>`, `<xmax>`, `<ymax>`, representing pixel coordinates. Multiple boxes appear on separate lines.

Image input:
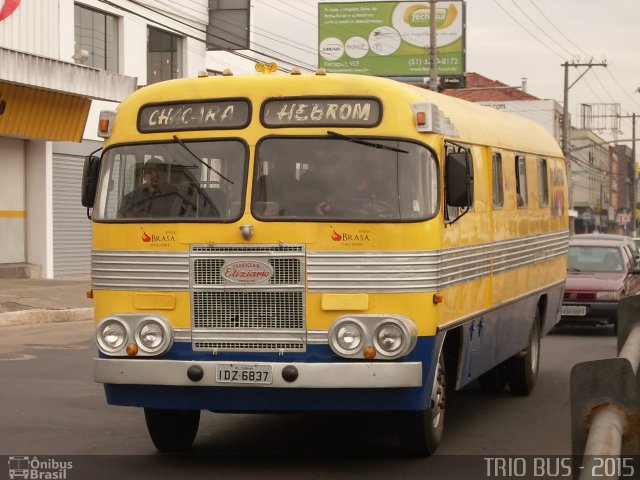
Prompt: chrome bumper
<box><xmin>94</xmin><ymin>358</ymin><xmax>423</xmax><ymax>389</ymax></box>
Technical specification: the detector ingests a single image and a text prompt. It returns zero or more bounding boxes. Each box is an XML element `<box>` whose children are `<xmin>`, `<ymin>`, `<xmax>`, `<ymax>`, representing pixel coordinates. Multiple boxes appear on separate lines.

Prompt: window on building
<box><xmin>515</xmin><ymin>155</ymin><xmax>528</xmax><ymax>208</ymax></box>
<box><xmin>492</xmin><ymin>151</ymin><xmax>504</xmax><ymax>208</ymax></box>
<box><xmin>207</xmin><ymin>0</ymin><xmax>250</xmax><ymax>50</ymax></box>
<box><xmin>147</xmin><ymin>27</ymin><xmax>183</xmax><ymax>85</ymax></box>
<box><xmin>537</xmin><ymin>158</ymin><xmax>549</xmax><ymax>207</ymax></box>
<box><xmin>74</xmin><ymin>4</ymin><xmax>118</xmax><ymax>72</ymax></box>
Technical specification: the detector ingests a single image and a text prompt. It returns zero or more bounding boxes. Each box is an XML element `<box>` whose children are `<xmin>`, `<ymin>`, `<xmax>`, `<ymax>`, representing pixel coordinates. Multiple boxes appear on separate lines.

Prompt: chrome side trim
<box><xmin>307</xmin><ymin>230</ymin><xmax>569</xmax><ymax>293</ymax></box>
<box><xmin>307</xmin><ymin>330</ymin><xmax>329</xmax><ymax>344</ymax></box>
<box><xmin>94</xmin><ymin>358</ymin><xmax>423</xmax><ymax>388</ymax></box>
<box><xmin>92</xmin><ymin>250</ymin><xmax>189</xmax><ymax>291</ymax></box>
<box><xmin>307</xmin><ymin>250</ymin><xmax>440</xmax><ymax>292</ymax></box>
<box><xmin>173</xmin><ymin>329</ymin><xmax>191</xmax><ymax>342</ymax></box>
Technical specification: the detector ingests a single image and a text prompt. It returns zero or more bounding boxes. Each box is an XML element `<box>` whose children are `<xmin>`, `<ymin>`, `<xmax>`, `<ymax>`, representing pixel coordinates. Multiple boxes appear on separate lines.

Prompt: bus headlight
<box><xmin>336</xmin><ymin>322</ymin><xmax>363</xmax><ymax>352</ymax></box>
<box><xmin>135</xmin><ymin>318</ymin><xmax>172</xmax><ymax>354</ymax></box>
<box><xmin>96</xmin><ymin>319</ymin><xmax>128</xmax><ymax>353</ymax></box>
<box><xmin>330</xmin><ymin>319</ymin><xmax>365</xmax><ymax>356</ymax></box>
<box><xmin>375</xmin><ymin>323</ymin><xmax>404</xmax><ymax>354</ymax></box>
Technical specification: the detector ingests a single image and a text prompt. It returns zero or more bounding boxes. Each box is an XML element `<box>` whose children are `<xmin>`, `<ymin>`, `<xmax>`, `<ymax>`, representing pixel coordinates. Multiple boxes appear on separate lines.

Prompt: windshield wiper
<box><xmin>327</xmin><ymin>131</ymin><xmax>409</xmax><ymax>154</ymax></box>
<box><xmin>172</xmin><ymin>135</ymin><xmax>234</xmax><ymax>184</ymax></box>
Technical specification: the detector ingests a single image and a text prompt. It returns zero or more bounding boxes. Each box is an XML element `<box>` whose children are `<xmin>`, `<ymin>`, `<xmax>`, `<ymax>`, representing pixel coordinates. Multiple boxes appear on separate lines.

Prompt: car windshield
<box><xmin>252</xmin><ymin>137</ymin><xmax>438</xmax><ymax>221</ymax></box>
<box><xmin>568</xmin><ymin>246</ymin><xmax>624</xmax><ymax>273</ymax></box>
<box><xmin>93</xmin><ymin>140</ymin><xmax>247</xmax><ymax>221</ymax></box>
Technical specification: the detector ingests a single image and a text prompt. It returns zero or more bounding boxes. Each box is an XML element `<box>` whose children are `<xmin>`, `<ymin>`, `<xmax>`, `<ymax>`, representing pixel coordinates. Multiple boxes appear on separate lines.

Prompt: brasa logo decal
<box><xmin>222</xmin><ymin>260</ymin><xmax>273</xmax><ymax>284</ymax></box>
<box><xmin>0</xmin><ymin>0</ymin><xmax>21</xmax><ymax>21</ymax></box>
<box><xmin>140</xmin><ymin>228</ymin><xmax>176</xmax><ymax>247</ymax></box>
<box><xmin>330</xmin><ymin>226</ymin><xmax>371</xmax><ymax>244</ymax></box>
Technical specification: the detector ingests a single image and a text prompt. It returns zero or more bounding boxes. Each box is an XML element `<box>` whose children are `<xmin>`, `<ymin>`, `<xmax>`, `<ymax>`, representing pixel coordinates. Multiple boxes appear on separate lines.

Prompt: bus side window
<box><xmin>492</xmin><ymin>151</ymin><xmax>504</xmax><ymax>209</ymax></box>
<box><xmin>537</xmin><ymin>158</ymin><xmax>549</xmax><ymax>207</ymax></box>
<box><xmin>515</xmin><ymin>155</ymin><xmax>528</xmax><ymax>208</ymax></box>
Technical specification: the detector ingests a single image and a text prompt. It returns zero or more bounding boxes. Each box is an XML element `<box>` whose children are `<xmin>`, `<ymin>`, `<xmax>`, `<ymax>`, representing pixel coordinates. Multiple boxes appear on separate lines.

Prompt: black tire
<box><xmin>398</xmin><ymin>351</ymin><xmax>446</xmax><ymax>456</ymax></box>
<box><xmin>477</xmin><ymin>363</ymin><xmax>508</xmax><ymax>393</ymax></box>
<box><xmin>506</xmin><ymin>310</ymin><xmax>541</xmax><ymax>396</ymax></box>
<box><xmin>144</xmin><ymin>408</ymin><xmax>200</xmax><ymax>453</ymax></box>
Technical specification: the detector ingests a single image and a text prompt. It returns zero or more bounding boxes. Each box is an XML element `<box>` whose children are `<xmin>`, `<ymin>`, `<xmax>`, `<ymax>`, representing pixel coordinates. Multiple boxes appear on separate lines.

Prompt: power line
<box><xmin>493</xmin><ymin>0</ymin><xmax>565</xmax><ymax>60</ymax></box>
<box><xmin>99</xmin><ymin>0</ymin><xmax>316</xmax><ymax>73</ymax></box>
<box><xmin>527</xmin><ymin>0</ymin><xmax>592</xmax><ymax>59</ymax></box>
<box><xmin>508</xmin><ymin>0</ymin><xmax>575</xmax><ymax>59</ymax></box>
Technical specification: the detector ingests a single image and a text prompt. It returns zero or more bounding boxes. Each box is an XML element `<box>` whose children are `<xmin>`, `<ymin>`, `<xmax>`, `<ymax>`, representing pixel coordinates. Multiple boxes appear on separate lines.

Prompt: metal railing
<box><xmin>570</xmin><ymin>295</ymin><xmax>640</xmax><ymax>479</ymax></box>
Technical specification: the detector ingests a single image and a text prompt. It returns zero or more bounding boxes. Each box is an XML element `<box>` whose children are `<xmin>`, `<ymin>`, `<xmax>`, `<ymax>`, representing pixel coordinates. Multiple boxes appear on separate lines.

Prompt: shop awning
<box><xmin>0</xmin><ymin>48</ymin><xmax>137</xmax><ymax>142</ymax></box>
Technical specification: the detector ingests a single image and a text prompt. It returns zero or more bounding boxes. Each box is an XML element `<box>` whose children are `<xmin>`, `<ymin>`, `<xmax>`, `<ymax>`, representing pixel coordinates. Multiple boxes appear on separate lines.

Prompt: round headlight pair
<box><xmin>329</xmin><ymin>316</ymin><xmax>417</xmax><ymax>360</ymax></box>
<box><xmin>96</xmin><ymin>315</ymin><xmax>172</xmax><ymax>356</ymax></box>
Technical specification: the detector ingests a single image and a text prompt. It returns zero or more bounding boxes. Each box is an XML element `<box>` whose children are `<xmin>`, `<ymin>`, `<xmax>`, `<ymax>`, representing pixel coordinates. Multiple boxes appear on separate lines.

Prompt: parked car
<box><xmin>560</xmin><ymin>235</ymin><xmax>640</xmax><ymax>332</ymax></box>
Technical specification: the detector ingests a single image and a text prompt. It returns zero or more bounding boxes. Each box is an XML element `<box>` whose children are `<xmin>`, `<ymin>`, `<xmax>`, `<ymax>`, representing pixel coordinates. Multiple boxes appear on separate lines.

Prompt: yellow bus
<box><xmin>83</xmin><ymin>67</ymin><xmax>568</xmax><ymax>455</ymax></box>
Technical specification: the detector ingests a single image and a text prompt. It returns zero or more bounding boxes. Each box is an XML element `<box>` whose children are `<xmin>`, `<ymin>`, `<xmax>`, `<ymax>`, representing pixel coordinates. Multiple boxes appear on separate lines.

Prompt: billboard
<box><xmin>318</xmin><ymin>1</ymin><xmax>465</xmax><ymax>78</ymax></box>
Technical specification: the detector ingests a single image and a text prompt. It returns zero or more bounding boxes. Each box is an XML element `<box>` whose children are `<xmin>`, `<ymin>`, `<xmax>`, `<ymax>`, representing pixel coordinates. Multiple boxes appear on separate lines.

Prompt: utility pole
<box><xmin>615</xmin><ymin>113</ymin><xmax>637</xmax><ymax>235</ymax></box>
<box><xmin>630</xmin><ymin>113</ymin><xmax>637</xmax><ymax>235</ymax></box>
<box><xmin>428</xmin><ymin>1</ymin><xmax>438</xmax><ymax>91</ymax></box>
<box><xmin>561</xmin><ymin>60</ymin><xmax>607</xmax><ymax>232</ymax></box>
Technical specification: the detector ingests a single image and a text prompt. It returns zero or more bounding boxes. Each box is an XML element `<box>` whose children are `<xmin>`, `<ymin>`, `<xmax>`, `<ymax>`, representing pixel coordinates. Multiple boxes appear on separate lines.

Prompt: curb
<box><xmin>0</xmin><ymin>307</ymin><xmax>94</xmax><ymax>327</ymax></box>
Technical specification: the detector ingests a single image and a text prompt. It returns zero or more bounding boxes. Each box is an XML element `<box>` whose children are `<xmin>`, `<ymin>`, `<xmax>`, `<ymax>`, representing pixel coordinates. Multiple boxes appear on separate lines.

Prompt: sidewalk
<box><xmin>0</xmin><ymin>276</ymin><xmax>93</xmax><ymax>327</ymax></box>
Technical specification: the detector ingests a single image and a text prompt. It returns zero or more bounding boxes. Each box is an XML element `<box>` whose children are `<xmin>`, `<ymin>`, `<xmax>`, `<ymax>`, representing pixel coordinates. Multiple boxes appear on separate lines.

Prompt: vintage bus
<box><xmin>83</xmin><ymin>67</ymin><xmax>568</xmax><ymax>455</ymax></box>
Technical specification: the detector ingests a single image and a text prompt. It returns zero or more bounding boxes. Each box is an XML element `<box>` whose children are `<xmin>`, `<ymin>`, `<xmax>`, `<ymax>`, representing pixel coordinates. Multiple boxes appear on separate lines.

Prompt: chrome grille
<box><xmin>193</xmin><ymin>291</ymin><xmax>304</xmax><ymax>329</ymax></box>
<box><xmin>193</xmin><ymin>341</ymin><xmax>305</xmax><ymax>352</ymax></box>
<box><xmin>193</xmin><ymin>259</ymin><xmax>225</xmax><ymax>285</ymax></box>
<box><xmin>190</xmin><ymin>243</ymin><xmax>306</xmax><ymax>353</ymax></box>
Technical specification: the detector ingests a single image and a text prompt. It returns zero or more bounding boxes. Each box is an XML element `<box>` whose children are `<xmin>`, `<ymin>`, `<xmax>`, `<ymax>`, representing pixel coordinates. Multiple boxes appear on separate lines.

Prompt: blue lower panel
<box><xmin>102</xmin><ymin>337</ymin><xmax>437</xmax><ymax>412</ymax></box>
<box><xmin>104</xmin><ymin>384</ymin><xmax>427</xmax><ymax>412</ymax></box>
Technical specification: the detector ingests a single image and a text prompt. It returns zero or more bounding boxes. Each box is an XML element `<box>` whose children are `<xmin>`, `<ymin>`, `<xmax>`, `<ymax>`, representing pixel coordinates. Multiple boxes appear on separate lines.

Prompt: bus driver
<box><xmin>118</xmin><ymin>157</ymin><xmax>181</xmax><ymax>218</ymax></box>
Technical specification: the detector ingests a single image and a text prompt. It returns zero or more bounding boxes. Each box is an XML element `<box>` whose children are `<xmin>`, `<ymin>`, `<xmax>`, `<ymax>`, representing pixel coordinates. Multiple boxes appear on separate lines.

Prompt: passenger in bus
<box><xmin>314</xmin><ymin>154</ymin><xmax>399</xmax><ymax>218</ymax></box>
<box><xmin>118</xmin><ymin>157</ymin><xmax>182</xmax><ymax>218</ymax></box>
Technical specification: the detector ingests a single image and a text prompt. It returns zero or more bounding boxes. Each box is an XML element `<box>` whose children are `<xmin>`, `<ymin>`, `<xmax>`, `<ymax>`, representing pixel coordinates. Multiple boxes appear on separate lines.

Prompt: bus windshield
<box><xmin>93</xmin><ymin>140</ymin><xmax>247</xmax><ymax>221</ymax></box>
<box><xmin>253</xmin><ymin>138</ymin><xmax>438</xmax><ymax>221</ymax></box>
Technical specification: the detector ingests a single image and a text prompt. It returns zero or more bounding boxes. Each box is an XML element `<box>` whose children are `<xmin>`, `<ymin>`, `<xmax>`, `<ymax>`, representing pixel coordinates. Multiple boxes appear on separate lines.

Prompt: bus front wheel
<box><xmin>144</xmin><ymin>408</ymin><xmax>200</xmax><ymax>453</ymax></box>
<box><xmin>397</xmin><ymin>351</ymin><xmax>446</xmax><ymax>456</ymax></box>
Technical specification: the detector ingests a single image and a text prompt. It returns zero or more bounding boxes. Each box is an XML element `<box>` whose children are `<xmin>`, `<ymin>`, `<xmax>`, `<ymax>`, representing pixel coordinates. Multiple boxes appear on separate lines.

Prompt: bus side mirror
<box><xmin>81</xmin><ymin>155</ymin><xmax>101</xmax><ymax>208</ymax></box>
<box><xmin>445</xmin><ymin>152</ymin><xmax>473</xmax><ymax>207</ymax></box>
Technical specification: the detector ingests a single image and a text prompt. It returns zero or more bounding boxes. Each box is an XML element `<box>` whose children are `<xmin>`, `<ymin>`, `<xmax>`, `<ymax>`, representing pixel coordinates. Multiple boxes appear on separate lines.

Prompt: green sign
<box><xmin>318</xmin><ymin>1</ymin><xmax>465</xmax><ymax>77</ymax></box>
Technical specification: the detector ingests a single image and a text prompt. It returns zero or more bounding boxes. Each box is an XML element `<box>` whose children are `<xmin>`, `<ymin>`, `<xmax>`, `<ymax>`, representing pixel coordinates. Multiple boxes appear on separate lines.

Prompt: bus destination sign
<box><xmin>138</xmin><ymin>99</ymin><xmax>250</xmax><ymax>132</ymax></box>
<box><xmin>262</xmin><ymin>97</ymin><xmax>381</xmax><ymax>127</ymax></box>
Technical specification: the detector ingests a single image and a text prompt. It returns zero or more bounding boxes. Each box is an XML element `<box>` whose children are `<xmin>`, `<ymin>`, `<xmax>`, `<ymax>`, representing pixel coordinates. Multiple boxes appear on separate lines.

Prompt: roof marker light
<box><xmin>97</xmin><ymin>110</ymin><xmax>116</xmax><ymax>138</ymax></box>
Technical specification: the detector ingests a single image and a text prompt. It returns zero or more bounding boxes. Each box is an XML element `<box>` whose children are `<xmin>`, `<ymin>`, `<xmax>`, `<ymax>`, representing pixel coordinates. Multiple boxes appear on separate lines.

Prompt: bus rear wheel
<box><xmin>397</xmin><ymin>351</ymin><xmax>445</xmax><ymax>456</ymax></box>
<box><xmin>144</xmin><ymin>408</ymin><xmax>200</xmax><ymax>453</ymax></box>
<box><xmin>506</xmin><ymin>310</ymin><xmax>540</xmax><ymax>395</ymax></box>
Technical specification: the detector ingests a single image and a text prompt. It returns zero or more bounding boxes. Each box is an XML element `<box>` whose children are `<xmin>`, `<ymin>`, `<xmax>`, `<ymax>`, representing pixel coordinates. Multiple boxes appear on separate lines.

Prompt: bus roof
<box><xmin>111</xmin><ymin>72</ymin><xmax>563</xmax><ymax>159</ymax></box>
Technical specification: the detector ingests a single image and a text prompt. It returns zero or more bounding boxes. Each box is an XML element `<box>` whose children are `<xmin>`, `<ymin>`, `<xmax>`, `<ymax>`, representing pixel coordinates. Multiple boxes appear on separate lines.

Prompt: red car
<box><xmin>560</xmin><ymin>235</ymin><xmax>640</xmax><ymax>332</ymax></box>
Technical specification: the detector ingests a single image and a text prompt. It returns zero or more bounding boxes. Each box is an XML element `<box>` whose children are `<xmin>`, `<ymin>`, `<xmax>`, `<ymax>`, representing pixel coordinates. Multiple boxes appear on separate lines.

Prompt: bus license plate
<box><xmin>216</xmin><ymin>364</ymin><xmax>273</xmax><ymax>385</ymax></box>
<box><xmin>562</xmin><ymin>305</ymin><xmax>587</xmax><ymax>316</ymax></box>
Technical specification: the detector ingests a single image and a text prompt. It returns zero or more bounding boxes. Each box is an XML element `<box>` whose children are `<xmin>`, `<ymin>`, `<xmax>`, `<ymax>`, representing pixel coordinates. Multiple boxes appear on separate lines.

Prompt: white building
<box><xmin>0</xmin><ymin>0</ymin><xmax>215</xmax><ymax>278</ymax></box>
